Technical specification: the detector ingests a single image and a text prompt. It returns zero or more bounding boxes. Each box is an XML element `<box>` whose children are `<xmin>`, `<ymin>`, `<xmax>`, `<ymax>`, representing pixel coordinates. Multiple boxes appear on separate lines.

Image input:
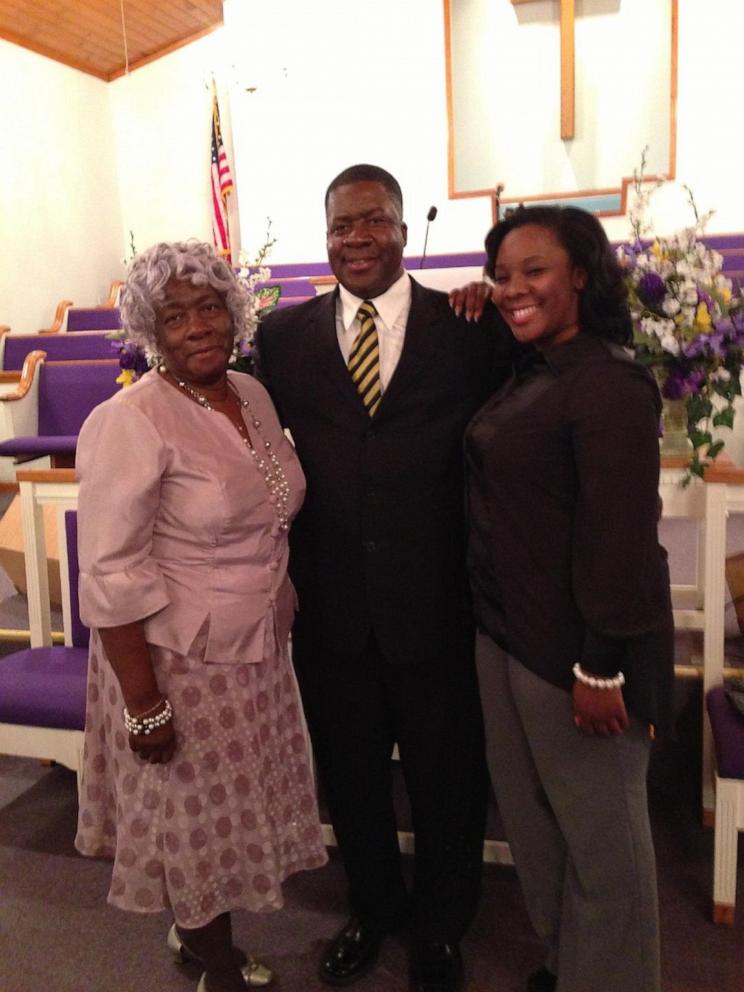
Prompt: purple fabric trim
<box><xmin>274</xmin><ymin>297</ymin><xmax>312</xmax><ymax>309</ymax></box>
<box><xmin>265</xmin><ymin>261</ymin><xmax>332</xmax><ymax>278</ymax></box>
<box><xmin>64</xmin><ymin>511</ymin><xmax>88</xmax><ymax>648</ymax></box>
<box><xmin>0</xmin><ymin>436</ymin><xmax>78</xmax><ymax>456</ymax></box>
<box><xmin>707</xmin><ymin>686</ymin><xmax>744</xmax><ymax>779</ymax></box>
<box><xmin>0</xmin><ymin>646</ymin><xmax>88</xmax><ymax>730</ymax></box>
<box><xmin>260</xmin><ymin>280</ymin><xmax>315</xmax><ymax>297</ymax></box>
<box><xmin>66</xmin><ymin>309</ymin><xmax>121</xmax><ymax>331</ymax></box>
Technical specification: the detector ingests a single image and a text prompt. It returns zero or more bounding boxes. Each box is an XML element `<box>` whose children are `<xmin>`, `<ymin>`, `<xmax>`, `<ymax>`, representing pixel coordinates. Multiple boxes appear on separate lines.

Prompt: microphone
<box><xmin>420</xmin><ymin>206</ymin><xmax>438</xmax><ymax>268</ymax></box>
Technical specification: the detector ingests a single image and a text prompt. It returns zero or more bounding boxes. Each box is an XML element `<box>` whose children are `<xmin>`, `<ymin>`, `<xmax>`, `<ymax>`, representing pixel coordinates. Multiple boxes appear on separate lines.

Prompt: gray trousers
<box><xmin>475</xmin><ymin>633</ymin><xmax>661</xmax><ymax>992</ymax></box>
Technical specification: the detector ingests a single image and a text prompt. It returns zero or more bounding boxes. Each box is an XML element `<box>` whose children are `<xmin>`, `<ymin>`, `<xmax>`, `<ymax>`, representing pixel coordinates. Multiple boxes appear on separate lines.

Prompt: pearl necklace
<box><xmin>160</xmin><ymin>366</ymin><xmax>291</xmax><ymax>532</ymax></box>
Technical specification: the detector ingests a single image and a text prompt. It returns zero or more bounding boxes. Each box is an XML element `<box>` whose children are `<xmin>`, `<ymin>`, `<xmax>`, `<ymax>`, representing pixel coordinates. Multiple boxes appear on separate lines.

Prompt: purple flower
<box><xmin>698</xmin><ymin>289</ymin><xmax>715</xmax><ymax>311</ymax></box>
<box><xmin>662</xmin><ymin>368</ymin><xmax>705</xmax><ymax>399</ymax></box>
<box><xmin>116</xmin><ymin>341</ymin><xmax>149</xmax><ymax>376</ymax></box>
<box><xmin>638</xmin><ymin>272</ymin><xmax>666</xmax><ymax>307</ymax></box>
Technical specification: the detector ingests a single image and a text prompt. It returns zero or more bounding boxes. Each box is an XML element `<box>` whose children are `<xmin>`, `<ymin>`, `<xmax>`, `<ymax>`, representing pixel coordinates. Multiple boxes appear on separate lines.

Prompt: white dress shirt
<box><xmin>336</xmin><ymin>271</ymin><xmax>412</xmax><ymax>391</ymax></box>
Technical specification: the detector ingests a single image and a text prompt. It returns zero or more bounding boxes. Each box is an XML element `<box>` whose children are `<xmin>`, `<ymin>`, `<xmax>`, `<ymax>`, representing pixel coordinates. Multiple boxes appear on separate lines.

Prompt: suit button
<box><xmin>366</xmin><ymin>489</ymin><xmax>376</xmax><ymax>499</ymax></box>
<box><xmin>365</xmin><ymin>429</ymin><xmax>376</xmax><ymax>440</ymax></box>
<box><xmin>363</xmin><ymin>540</ymin><xmax>377</xmax><ymax>553</ymax></box>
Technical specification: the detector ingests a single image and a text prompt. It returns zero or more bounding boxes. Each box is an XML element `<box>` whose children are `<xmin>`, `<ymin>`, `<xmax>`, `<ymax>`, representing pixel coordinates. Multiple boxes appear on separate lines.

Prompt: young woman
<box><xmin>465</xmin><ymin>207</ymin><xmax>673</xmax><ymax>992</ymax></box>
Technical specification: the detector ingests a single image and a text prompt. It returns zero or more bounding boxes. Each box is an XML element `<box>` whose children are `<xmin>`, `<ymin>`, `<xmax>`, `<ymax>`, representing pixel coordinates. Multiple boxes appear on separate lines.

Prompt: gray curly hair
<box><xmin>120</xmin><ymin>241</ymin><xmax>250</xmax><ymax>351</ymax></box>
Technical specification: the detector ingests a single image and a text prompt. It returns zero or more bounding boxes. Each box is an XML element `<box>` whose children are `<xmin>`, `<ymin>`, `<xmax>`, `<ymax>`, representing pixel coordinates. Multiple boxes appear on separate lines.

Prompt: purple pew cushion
<box><xmin>707</xmin><ymin>685</ymin><xmax>744</xmax><ymax>779</ymax></box>
<box><xmin>0</xmin><ymin>436</ymin><xmax>77</xmax><ymax>456</ymax></box>
<box><xmin>0</xmin><ymin>646</ymin><xmax>88</xmax><ymax>730</ymax></box>
<box><xmin>38</xmin><ymin>363</ymin><xmax>119</xmax><ymax>435</ymax></box>
<box><xmin>66</xmin><ymin>308</ymin><xmax>121</xmax><ymax>331</ymax></box>
<box><xmin>3</xmin><ymin>333</ymin><xmax>114</xmax><ymax>371</ymax></box>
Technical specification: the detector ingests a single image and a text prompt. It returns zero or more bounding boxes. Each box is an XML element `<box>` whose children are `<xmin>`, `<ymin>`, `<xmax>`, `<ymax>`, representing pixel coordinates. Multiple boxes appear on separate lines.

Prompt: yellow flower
<box><xmin>695</xmin><ymin>302</ymin><xmax>712</xmax><ymax>331</ymax></box>
<box><xmin>722</xmin><ymin>287</ymin><xmax>732</xmax><ymax>304</ymax></box>
<box><xmin>116</xmin><ymin>369</ymin><xmax>135</xmax><ymax>388</ymax></box>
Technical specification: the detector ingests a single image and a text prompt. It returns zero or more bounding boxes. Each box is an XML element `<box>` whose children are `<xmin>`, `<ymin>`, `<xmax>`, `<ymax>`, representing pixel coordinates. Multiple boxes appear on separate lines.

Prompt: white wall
<box><xmin>0</xmin><ymin>40</ymin><xmax>123</xmax><ymax>333</ymax></box>
<box><xmin>3</xmin><ymin>0</ymin><xmax>744</xmax><ymax>332</ymax></box>
<box><xmin>221</xmin><ymin>0</ymin><xmax>744</xmax><ymax>259</ymax></box>
<box><xmin>107</xmin><ymin>29</ymin><xmax>238</xmax><ymax>260</ymax></box>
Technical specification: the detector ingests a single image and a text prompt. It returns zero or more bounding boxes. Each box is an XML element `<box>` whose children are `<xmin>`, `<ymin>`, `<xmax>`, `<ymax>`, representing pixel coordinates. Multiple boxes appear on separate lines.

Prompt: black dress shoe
<box><xmin>410</xmin><ymin>940</ymin><xmax>463</xmax><ymax>992</ymax></box>
<box><xmin>319</xmin><ymin>917</ymin><xmax>384</xmax><ymax>986</ymax></box>
<box><xmin>526</xmin><ymin>966</ymin><xmax>558</xmax><ymax>992</ymax></box>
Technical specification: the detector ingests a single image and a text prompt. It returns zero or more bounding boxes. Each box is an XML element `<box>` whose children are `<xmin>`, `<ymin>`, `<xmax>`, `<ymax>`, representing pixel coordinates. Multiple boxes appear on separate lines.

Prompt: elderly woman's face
<box><xmin>154</xmin><ymin>277</ymin><xmax>234</xmax><ymax>385</ymax></box>
<box><xmin>490</xmin><ymin>224</ymin><xmax>586</xmax><ymax>351</ymax></box>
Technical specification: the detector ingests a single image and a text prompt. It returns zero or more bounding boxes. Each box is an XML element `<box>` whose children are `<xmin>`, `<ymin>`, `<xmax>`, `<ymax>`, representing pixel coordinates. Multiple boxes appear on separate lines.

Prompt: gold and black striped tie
<box><xmin>348</xmin><ymin>300</ymin><xmax>381</xmax><ymax>416</ymax></box>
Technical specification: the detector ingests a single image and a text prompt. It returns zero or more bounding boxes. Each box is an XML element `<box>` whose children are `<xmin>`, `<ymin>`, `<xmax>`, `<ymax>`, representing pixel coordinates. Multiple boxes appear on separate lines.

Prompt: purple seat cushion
<box><xmin>0</xmin><ymin>646</ymin><xmax>88</xmax><ymax>730</ymax></box>
<box><xmin>0</xmin><ymin>435</ymin><xmax>77</xmax><ymax>457</ymax></box>
<box><xmin>707</xmin><ymin>686</ymin><xmax>744</xmax><ymax>779</ymax></box>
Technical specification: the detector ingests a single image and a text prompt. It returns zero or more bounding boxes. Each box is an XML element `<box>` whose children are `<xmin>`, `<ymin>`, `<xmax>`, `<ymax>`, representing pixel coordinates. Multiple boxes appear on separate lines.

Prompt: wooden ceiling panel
<box><xmin>0</xmin><ymin>0</ymin><xmax>223</xmax><ymax>80</ymax></box>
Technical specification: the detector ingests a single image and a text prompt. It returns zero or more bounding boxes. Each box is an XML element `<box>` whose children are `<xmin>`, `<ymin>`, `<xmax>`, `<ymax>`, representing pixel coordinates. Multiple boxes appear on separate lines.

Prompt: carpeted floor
<box><xmin>0</xmin><ymin>742</ymin><xmax>742</xmax><ymax>992</ymax></box>
<box><xmin>0</xmin><ymin>507</ymin><xmax>743</xmax><ymax>990</ymax></box>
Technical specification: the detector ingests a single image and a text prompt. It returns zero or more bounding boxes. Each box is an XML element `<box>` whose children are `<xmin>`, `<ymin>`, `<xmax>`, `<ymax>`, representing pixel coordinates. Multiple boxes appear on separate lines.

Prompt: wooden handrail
<box><xmin>0</xmin><ymin>371</ymin><xmax>23</xmax><ymax>384</ymax></box>
<box><xmin>662</xmin><ymin>454</ymin><xmax>744</xmax><ymax>486</ymax></box>
<box><xmin>16</xmin><ymin>468</ymin><xmax>77</xmax><ymax>484</ymax></box>
<box><xmin>103</xmin><ymin>280</ymin><xmax>124</xmax><ymax>307</ymax></box>
<box><xmin>0</xmin><ymin>350</ymin><xmax>46</xmax><ymax>402</ymax></box>
<box><xmin>38</xmin><ymin>300</ymin><xmax>73</xmax><ymax>335</ymax></box>
<box><xmin>0</xmin><ymin>326</ymin><xmax>9</xmax><ymax>336</ymax></box>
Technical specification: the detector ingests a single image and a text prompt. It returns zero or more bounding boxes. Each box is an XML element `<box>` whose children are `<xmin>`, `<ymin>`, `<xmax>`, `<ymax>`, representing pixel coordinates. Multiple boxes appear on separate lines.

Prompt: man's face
<box><xmin>326</xmin><ymin>181</ymin><xmax>408</xmax><ymax>299</ymax></box>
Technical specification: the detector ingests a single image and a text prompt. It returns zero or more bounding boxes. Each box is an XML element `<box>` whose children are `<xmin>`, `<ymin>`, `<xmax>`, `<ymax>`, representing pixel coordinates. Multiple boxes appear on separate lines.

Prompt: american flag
<box><xmin>211</xmin><ymin>85</ymin><xmax>234</xmax><ymax>261</ymax></box>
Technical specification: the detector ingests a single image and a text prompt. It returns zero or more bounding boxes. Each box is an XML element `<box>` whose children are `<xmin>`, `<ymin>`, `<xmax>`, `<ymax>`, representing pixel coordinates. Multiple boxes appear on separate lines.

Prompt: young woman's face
<box><xmin>490</xmin><ymin>224</ymin><xmax>586</xmax><ymax>350</ymax></box>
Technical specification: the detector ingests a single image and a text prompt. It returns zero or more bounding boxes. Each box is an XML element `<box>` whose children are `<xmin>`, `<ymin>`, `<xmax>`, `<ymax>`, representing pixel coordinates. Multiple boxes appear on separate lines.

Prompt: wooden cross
<box><xmin>512</xmin><ymin>0</ymin><xmax>577</xmax><ymax>141</ymax></box>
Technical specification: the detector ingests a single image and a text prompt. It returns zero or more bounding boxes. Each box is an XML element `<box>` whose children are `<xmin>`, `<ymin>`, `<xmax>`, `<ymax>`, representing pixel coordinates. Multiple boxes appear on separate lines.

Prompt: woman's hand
<box><xmin>129</xmin><ymin>718</ymin><xmax>177</xmax><ymax>764</ymax></box>
<box><xmin>572</xmin><ymin>681</ymin><xmax>629</xmax><ymax>737</ymax></box>
<box><xmin>448</xmin><ymin>281</ymin><xmax>493</xmax><ymax>322</ymax></box>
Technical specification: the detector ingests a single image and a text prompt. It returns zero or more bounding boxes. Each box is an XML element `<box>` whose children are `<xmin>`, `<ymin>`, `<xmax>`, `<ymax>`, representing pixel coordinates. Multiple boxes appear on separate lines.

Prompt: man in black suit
<box><xmin>255</xmin><ymin>165</ymin><xmax>511</xmax><ymax>992</ymax></box>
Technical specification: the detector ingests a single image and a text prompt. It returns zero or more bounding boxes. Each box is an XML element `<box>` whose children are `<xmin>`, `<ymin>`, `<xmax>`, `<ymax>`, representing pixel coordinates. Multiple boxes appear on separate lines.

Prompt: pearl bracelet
<box><xmin>572</xmin><ymin>663</ymin><xmax>625</xmax><ymax>690</ymax></box>
<box><xmin>123</xmin><ymin>698</ymin><xmax>173</xmax><ymax>736</ymax></box>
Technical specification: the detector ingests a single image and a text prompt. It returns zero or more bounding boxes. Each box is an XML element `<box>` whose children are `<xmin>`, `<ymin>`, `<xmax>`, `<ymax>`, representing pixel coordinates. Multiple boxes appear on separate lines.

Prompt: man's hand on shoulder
<box><xmin>448</xmin><ymin>281</ymin><xmax>493</xmax><ymax>322</ymax></box>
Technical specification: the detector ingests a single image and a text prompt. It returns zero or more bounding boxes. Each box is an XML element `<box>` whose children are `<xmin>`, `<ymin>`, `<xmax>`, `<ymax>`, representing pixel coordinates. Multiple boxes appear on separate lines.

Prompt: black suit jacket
<box><xmin>255</xmin><ymin>278</ymin><xmax>513</xmax><ymax>664</ymax></box>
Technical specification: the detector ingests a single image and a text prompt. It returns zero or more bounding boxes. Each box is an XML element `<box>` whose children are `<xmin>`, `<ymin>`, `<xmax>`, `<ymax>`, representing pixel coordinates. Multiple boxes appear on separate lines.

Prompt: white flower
<box><xmin>660</xmin><ymin>333</ymin><xmax>681</xmax><ymax>356</ymax></box>
<box><xmin>663</xmin><ymin>297</ymin><xmax>681</xmax><ymax>316</ymax></box>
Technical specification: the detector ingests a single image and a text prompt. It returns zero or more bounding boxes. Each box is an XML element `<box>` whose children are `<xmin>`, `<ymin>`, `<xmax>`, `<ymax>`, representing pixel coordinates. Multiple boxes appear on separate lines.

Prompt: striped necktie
<box><xmin>348</xmin><ymin>300</ymin><xmax>381</xmax><ymax>416</ymax></box>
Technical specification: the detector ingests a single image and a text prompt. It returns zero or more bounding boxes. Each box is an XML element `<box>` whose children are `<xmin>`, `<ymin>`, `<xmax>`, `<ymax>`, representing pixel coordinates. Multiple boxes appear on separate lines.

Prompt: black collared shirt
<box><xmin>465</xmin><ymin>333</ymin><xmax>674</xmax><ymax>729</ymax></box>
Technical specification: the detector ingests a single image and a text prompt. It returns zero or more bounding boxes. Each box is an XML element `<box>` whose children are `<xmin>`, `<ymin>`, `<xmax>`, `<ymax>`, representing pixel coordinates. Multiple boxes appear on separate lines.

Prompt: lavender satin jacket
<box><xmin>76</xmin><ymin>369</ymin><xmax>305</xmax><ymax>665</ymax></box>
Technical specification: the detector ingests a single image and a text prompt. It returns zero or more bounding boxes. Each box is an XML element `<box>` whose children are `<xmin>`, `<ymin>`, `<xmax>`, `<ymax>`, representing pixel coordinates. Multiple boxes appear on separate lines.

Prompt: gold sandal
<box><xmin>167</xmin><ymin>923</ymin><xmax>274</xmax><ymax>987</ymax></box>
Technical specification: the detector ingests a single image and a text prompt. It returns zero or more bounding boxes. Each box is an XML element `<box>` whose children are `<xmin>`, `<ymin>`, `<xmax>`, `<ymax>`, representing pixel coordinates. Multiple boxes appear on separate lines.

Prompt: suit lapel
<box><xmin>310</xmin><ymin>289</ymin><xmax>371</xmax><ymax>415</ymax></box>
<box><xmin>376</xmin><ymin>278</ymin><xmax>443</xmax><ymax>415</ymax></box>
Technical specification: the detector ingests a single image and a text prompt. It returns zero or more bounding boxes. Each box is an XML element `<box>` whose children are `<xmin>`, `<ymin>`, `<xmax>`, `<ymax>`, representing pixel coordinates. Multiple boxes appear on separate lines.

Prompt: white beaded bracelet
<box><xmin>572</xmin><ymin>663</ymin><xmax>625</xmax><ymax>690</ymax></box>
<box><xmin>123</xmin><ymin>698</ymin><xmax>173</xmax><ymax>736</ymax></box>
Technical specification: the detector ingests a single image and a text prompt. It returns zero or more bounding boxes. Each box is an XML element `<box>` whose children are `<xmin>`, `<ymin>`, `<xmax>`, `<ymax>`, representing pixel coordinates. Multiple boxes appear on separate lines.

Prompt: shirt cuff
<box><xmin>79</xmin><ymin>562</ymin><xmax>170</xmax><ymax>629</ymax></box>
<box><xmin>579</xmin><ymin>628</ymin><xmax>626</xmax><ymax>677</ymax></box>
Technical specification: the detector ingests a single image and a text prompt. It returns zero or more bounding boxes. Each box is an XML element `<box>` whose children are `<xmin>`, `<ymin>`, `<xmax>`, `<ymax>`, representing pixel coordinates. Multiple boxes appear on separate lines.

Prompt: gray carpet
<box><xmin>0</xmin><ymin>508</ymin><xmax>743</xmax><ymax>990</ymax></box>
<box><xmin>0</xmin><ymin>747</ymin><xmax>742</xmax><ymax>992</ymax></box>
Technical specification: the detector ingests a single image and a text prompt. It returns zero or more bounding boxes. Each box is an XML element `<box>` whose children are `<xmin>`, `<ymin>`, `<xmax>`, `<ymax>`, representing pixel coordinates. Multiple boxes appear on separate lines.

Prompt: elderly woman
<box><xmin>464</xmin><ymin>207</ymin><xmax>674</xmax><ymax>992</ymax></box>
<box><xmin>74</xmin><ymin>241</ymin><xmax>327</xmax><ymax>992</ymax></box>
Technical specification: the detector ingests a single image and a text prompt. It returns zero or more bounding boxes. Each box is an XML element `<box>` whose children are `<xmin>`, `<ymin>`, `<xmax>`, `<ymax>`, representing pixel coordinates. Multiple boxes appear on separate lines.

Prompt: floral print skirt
<box><xmin>75</xmin><ymin>631</ymin><xmax>327</xmax><ymax>927</ymax></box>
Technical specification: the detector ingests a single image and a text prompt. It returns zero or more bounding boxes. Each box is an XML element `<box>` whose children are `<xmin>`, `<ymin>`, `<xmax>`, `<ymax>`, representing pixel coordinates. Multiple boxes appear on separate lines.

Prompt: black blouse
<box><xmin>465</xmin><ymin>333</ymin><xmax>675</xmax><ymax>731</ymax></box>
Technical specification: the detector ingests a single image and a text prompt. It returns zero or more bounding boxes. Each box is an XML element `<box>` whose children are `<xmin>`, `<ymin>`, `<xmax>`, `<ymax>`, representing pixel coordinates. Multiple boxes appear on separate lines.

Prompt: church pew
<box><xmin>0</xmin><ymin>330</ymin><xmax>115</xmax><ymax>371</ymax></box>
<box><xmin>0</xmin><ymin>353</ymin><xmax>120</xmax><ymax>477</ymax></box>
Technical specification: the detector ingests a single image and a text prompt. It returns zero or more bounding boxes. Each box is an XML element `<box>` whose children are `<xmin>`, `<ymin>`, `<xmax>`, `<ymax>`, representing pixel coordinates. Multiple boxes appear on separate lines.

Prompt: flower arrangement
<box><xmin>111</xmin><ymin>224</ymin><xmax>280</xmax><ymax>385</ymax></box>
<box><xmin>619</xmin><ymin>154</ymin><xmax>744</xmax><ymax>478</ymax></box>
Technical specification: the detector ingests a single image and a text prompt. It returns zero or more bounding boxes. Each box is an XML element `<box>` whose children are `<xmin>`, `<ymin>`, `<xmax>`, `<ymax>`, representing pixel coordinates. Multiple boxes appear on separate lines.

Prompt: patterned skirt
<box><xmin>75</xmin><ymin>630</ymin><xmax>327</xmax><ymax>927</ymax></box>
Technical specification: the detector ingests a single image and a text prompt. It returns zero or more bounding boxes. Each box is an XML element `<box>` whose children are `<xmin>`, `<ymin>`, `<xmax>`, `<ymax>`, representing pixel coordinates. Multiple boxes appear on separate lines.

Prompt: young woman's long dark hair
<box><xmin>484</xmin><ymin>206</ymin><xmax>633</xmax><ymax>345</ymax></box>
